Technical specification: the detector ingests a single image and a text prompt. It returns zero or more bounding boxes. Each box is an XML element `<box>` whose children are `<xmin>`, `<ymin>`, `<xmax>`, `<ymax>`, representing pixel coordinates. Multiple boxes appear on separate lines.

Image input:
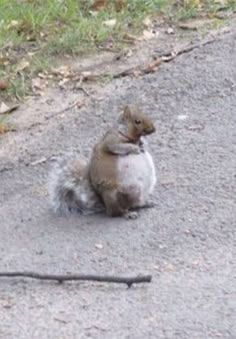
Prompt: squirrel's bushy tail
<box><xmin>48</xmin><ymin>154</ymin><xmax>104</xmax><ymax>215</ymax></box>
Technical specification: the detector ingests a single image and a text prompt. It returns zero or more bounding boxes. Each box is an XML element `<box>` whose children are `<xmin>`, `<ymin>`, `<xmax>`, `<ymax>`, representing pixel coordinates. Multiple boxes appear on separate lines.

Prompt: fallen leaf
<box><xmin>115</xmin><ymin>0</ymin><xmax>126</xmax><ymax>12</ymax></box>
<box><xmin>123</xmin><ymin>33</ymin><xmax>141</xmax><ymax>42</ymax></box>
<box><xmin>0</xmin><ymin>123</ymin><xmax>9</xmax><ymax>134</ymax></box>
<box><xmin>142</xmin><ymin>29</ymin><xmax>159</xmax><ymax>41</ymax></box>
<box><xmin>0</xmin><ymin>55</ymin><xmax>10</xmax><ymax>66</ymax></box>
<box><xmin>39</xmin><ymin>31</ymin><xmax>46</xmax><ymax>38</ymax></box>
<box><xmin>51</xmin><ymin>65</ymin><xmax>71</xmax><ymax>78</ymax></box>
<box><xmin>81</xmin><ymin>71</ymin><xmax>92</xmax><ymax>78</ymax></box>
<box><xmin>90</xmin><ymin>0</ymin><xmax>108</xmax><ymax>11</ymax></box>
<box><xmin>0</xmin><ymin>103</ymin><xmax>9</xmax><ymax>114</ymax></box>
<box><xmin>103</xmin><ymin>19</ymin><xmax>116</xmax><ymax>27</ymax></box>
<box><xmin>59</xmin><ymin>78</ymin><xmax>70</xmax><ymax>88</ymax></box>
<box><xmin>143</xmin><ymin>16</ymin><xmax>152</xmax><ymax>28</ymax></box>
<box><xmin>0</xmin><ymin>102</ymin><xmax>19</xmax><ymax>115</ymax></box>
<box><xmin>0</xmin><ymin>80</ymin><xmax>9</xmax><ymax>91</ymax></box>
<box><xmin>37</xmin><ymin>72</ymin><xmax>48</xmax><ymax>79</ymax></box>
<box><xmin>32</xmin><ymin>77</ymin><xmax>47</xmax><ymax>91</ymax></box>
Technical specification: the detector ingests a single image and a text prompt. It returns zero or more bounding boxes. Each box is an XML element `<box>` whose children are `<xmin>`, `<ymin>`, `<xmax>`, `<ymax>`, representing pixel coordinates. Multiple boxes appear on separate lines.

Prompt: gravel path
<box><xmin>0</xmin><ymin>30</ymin><xmax>235</xmax><ymax>339</ymax></box>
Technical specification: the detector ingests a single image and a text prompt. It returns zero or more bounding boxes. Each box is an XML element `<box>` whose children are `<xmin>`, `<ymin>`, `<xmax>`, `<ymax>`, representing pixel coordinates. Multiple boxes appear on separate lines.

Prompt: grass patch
<box><xmin>0</xmin><ymin>0</ymin><xmax>236</xmax><ymax>101</ymax></box>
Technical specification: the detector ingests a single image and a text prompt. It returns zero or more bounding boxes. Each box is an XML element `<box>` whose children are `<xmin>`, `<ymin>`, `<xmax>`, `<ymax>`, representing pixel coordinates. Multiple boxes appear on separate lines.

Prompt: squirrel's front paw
<box><xmin>132</xmin><ymin>146</ymin><xmax>141</xmax><ymax>155</ymax></box>
<box><xmin>139</xmin><ymin>144</ymin><xmax>145</xmax><ymax>153</ymax></box>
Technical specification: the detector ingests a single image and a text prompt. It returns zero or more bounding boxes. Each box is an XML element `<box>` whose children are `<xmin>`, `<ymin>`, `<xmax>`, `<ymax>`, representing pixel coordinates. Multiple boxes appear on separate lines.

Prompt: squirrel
<box><xmin>89</xmin><ymin>105</ymin><xmax>156</xmax><ymax>218</ymax></box>
<box><xmin>48</xmin><ymin>105</ymin><xmax>156</xmax><ymax>218</ymax></box>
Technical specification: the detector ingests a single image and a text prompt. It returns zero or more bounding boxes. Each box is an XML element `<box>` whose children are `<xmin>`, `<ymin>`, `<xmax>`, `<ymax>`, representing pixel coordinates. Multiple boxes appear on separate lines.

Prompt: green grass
<box><xmin>0</xmin><ymin>0</ymin><xmax>236</xmax><ymax>102</ymax></box>
<box><xmin>0</xmin><ymin>0</ymin><xmax>166</xmax><ymax>54</ymax></box>
<box><xmin>0</xmin><ymin>0</ymin><xmax>167</xmax><ymax>101</ymax></box>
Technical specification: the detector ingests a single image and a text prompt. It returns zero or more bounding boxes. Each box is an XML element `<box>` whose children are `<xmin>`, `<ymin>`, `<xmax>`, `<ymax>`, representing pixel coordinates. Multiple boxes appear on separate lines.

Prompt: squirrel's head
<box><xmin>119</xmin><ymin>105</ymin><xmax>156</xmax><ymax>140</ymax></box>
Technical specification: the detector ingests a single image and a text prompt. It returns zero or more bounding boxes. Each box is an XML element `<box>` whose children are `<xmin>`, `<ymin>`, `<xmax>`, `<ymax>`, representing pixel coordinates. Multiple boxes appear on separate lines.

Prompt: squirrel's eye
<box><xmin>135</xmin><ymin>119</ymin><xmax>141</xmax><ymax>125</ymax></box>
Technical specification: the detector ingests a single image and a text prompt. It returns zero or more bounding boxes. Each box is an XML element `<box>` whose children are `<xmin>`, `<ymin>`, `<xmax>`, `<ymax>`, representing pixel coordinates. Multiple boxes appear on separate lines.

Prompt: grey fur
<box><xmin>48</xmin><ymin>153</ymin><xmax>104</xmax><ymax>215</ymax></box>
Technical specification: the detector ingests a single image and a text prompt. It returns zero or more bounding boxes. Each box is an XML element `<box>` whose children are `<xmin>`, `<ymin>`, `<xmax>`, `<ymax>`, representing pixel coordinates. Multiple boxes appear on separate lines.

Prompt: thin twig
<box><xmin>0</xmin><ymin>272</ymin><xmax>152</xmax><ymax>287</ymax></box>
<box><xmin>49</xmin><ymin>37</ymin><xmax>218</xmax><ymax>117</ymax></box>
<box><xmin>112</xmin><ymin>37</ymin><xmax>217</xmax><ymax>79</ymax></box>
<box><xmin>170</xmin><ymin>37</ymin><xmax>217</xmax><ymax>57</ymax></box>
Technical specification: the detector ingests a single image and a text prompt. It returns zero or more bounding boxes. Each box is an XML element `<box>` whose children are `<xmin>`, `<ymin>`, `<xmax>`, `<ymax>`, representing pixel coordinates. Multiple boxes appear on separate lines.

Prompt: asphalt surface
<box><xmin>0</xmin><ymin>29</ymin><xmax>235</xmax><ymax>339</ymax></box>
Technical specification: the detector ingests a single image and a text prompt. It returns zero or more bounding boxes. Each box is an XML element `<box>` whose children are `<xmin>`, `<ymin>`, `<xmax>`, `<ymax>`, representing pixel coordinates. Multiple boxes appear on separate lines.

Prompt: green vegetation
<box><xmin>0</xmin><ymin>0</ymin><xmax>235</xmax><ymax>102</ymax></box>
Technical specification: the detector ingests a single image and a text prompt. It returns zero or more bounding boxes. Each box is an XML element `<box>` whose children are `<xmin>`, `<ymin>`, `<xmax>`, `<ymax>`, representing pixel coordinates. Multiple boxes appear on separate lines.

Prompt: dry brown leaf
<box><xmin>90</xmin><ymin>0</ymin><xmax>108</xmax><ymax>11</ymax></box>
<box><xmin>0</xmin><ymin>80</ymin><xmax>9</xmax><ymax>91</ymax></box>
<box><xmin>0</xmin><ymin>56</ymin><xmax>10</xmax><ymax>66</ymax></box>
<box><xmin>115</xmin><ymin>0</ymin><xmax>127</xmax><ymax>12</ymax></box>
<box><xmin>91</xmin><ymin>0</ymin><xmax>126</xmax><ymax>12</ymax></box>
<box><xmin>0</xmin><ymin>123</ymin><xmax>9</xmax><ymax>134</ymax></box>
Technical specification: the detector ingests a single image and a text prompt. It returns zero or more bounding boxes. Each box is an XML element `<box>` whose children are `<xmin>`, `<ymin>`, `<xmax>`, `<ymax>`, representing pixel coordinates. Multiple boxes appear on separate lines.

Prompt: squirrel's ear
<box><xmin>123</xmin><ymin>105</ymin><xmax>132</xmax><ymax>119</ymax></box>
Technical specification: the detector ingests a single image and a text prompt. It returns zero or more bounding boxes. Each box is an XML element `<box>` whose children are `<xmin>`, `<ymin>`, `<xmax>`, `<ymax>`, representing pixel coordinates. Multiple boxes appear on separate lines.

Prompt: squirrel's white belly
<box><xmin>117</xmin><ymin>151</ymin><xmax>156</xmax><ymax>204</ymax></box>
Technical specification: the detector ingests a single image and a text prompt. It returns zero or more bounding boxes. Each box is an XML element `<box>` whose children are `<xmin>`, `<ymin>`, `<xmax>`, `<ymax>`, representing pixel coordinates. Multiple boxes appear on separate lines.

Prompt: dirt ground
<box><xmin>0</xmin><ymin>24</ymin><xmax>236</xmax><ymax>339</ymax></box>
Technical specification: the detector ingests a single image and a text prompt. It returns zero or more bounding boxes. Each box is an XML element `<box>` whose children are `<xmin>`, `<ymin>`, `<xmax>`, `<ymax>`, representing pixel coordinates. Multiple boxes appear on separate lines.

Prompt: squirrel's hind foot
<box><xmin>124</xmin><ymin>211</ymin><xmax>139</xmax><ymax>220</ymax></box>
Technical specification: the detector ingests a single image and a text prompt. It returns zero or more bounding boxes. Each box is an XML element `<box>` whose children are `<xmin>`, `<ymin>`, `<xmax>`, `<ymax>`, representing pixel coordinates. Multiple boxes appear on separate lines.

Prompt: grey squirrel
<box><xmin>49</xmin><ymin>105</ymin><xmax>156</xmax><ymax>218</ymax></box>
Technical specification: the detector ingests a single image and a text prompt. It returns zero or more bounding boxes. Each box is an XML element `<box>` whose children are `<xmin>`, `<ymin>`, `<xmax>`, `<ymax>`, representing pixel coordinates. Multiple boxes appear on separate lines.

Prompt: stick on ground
<box><xmin>0</xmin><ymin>272</ymin><xmax>152</xmax><ymax>287</ymax></box>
